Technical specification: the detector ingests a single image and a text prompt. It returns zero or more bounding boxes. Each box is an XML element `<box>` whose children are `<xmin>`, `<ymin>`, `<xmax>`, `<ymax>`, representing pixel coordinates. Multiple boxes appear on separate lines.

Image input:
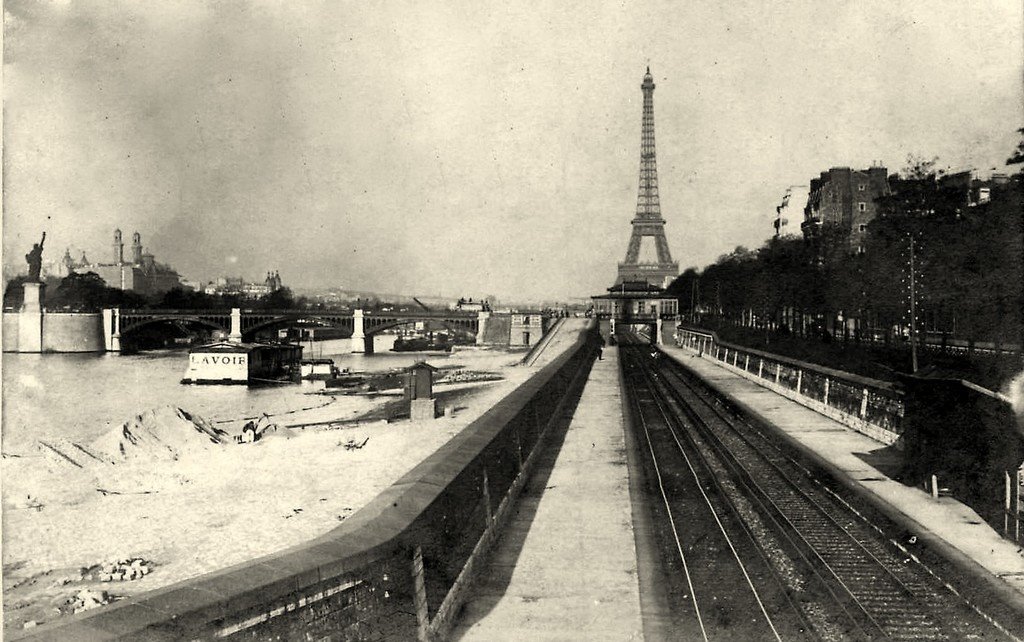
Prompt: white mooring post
<box><xmin>860</xmin><ymin>388</ymin><xmax>869</xmax><ymax>418</ymax></box>
<box><xmin>823</xmin><ymin>378</ymin><xmax>830</xmax><ymax>405</ymax></box>
<box><xmin>931</xmin><ymin>475</ymin><xmax>939</xmax><ymax>499</ymax></box>
<box><xmin>758</xmin><ymin>359</ymin><xmax>763</xmax><ymax>378</ymax></box>
<box><xmin>796</xmin><ymin>369</ymin><xmax>802</xmax><ymax>394</ymax></box>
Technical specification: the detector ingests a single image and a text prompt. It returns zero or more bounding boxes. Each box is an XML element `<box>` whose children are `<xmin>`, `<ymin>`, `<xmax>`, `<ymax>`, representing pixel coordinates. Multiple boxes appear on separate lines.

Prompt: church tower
<box><xmin>132</xmin><ymin>232</ymin><xmax>143</xmax><ymax>264</ymax></box>
<box><xmin>616</xmin><ymin>67</ymin><xmax>679</xmax><ymax>287</ymax></box>
<box><xmin>113</xmin><ymin>229</ymin><xmax>124</xmax><ymax>265</ymax></box>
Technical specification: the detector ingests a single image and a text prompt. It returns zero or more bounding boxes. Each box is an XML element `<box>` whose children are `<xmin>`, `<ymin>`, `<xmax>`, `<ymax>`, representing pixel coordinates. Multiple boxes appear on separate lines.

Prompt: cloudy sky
<box><xmin>3</xmin><ymin>1</ymin><xmax>1021</xmax><ymax>300</ymax></box>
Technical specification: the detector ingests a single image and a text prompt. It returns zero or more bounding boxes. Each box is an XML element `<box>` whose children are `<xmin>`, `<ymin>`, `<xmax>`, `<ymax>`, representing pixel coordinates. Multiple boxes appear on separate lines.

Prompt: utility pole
<box><xmin>690</xmin><ymin>277</ymin><xmax>698</xmax><ymax>323</ymax></box>
<box><xmin>908</xmin><ymin>233</ymin><xmax>918</xmax><ymax>373</ymax></box>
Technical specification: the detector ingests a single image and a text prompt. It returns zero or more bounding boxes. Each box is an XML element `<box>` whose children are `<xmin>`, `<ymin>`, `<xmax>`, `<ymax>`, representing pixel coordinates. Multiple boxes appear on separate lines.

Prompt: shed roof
<box><xmin>406</xmin><ymin>361</ymin><xmax>439</xmax><ymax>372</ymax></box>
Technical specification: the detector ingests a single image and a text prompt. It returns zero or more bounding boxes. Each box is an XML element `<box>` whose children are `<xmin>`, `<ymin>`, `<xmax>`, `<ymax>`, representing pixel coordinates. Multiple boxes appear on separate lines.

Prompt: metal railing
<box><xmin>675</xmin><ymin>326</ymin><xmax>904</xmax><ymax>445</ymax></box>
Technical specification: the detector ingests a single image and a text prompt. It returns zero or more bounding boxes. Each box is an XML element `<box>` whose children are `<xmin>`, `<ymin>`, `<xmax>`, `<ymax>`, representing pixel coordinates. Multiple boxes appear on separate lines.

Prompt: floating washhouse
<box><xmin>181</xmin><ymin>341</ymin><xmax>303</xmax><ymax>385</ymax></box>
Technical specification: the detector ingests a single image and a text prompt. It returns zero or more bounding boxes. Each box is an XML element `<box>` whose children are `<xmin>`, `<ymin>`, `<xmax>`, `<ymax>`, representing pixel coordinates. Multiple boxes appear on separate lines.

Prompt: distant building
<box><xmin>936</xmin><ymin>170</ymin><xmax>1003</xmax><ymax>209</ymax></box>
<box><xmin>453</xmin><ymin>297</ymin><xmax>490</xmax><ymax>312</ymax></box>
<box><xmin>509</xmin><ymin>313</ymin><xmax>549</xmax><ymax>347</ymax></box>
<box><xmin>880</xmin><ymin>168</ymin><xmax>1007</xmax><ymax>222</ymax></box>
<box><xmin>801</xmin><ymin>165</ymin><xmax>890</xmax><ymax>253</ymax></box>
<box><xmin>204</xmin><ymin>271</ymin><xmax>283</xmax><ymax>299</ymax></box>
<box><xmin>63</xmin><ymin>229</ymin><xmax>183</xmax><ymax>295</ymax></box>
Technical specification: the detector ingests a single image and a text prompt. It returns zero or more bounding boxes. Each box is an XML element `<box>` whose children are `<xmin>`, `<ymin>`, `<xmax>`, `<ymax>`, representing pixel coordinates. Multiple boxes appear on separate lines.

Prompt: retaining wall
<box><xmin>3</xmin><ymin>313</ymin><xmax>19</xmax><ymax>351</ymax></box>
<box><xmin>3</xmin><ymin>312</ymin><xmax>105</xmax><ymax>353</ymax></box>
<box><xmin>13</xmin><ymin>321</ymin><xmax>600</xmax><ymax>641</ymax></box>
<box><xmin>42</xmin><ymin>313</ymin><xmax>105</xmax><ymax>352</ymax></box>
<box><xmin>480</xmin><ymin>312</ymin><xmax>512</xmax><ymax>345</ymax></box>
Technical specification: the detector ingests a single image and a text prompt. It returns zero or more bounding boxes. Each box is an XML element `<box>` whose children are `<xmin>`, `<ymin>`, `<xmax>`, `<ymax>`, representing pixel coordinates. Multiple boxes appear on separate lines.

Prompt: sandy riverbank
<box><xmin>1</xmin><ymin>345</ymin><xmax>553</xmax><ymax>632</ymax></box>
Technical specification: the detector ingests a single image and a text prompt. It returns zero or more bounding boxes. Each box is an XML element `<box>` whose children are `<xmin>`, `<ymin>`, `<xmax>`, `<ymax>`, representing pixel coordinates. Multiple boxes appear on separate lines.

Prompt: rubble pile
<box><xmin>65</xmin><ymin>588</ymin><xmax>114</xmax><ymax>614</ymax></box>
<box><xmin>438</xmin><ymin>370</ymin><xmax>502</xmax><ymax>384</ymax></box>
<box><xmin>80</xmin><ymin>558</ymin><xmax>153</xmax><ymax>582</ymax></box>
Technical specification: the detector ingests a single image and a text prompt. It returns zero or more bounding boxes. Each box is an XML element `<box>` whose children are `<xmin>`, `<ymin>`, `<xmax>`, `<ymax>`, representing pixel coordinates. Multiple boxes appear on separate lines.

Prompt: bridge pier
<box><xmin>102</xmin><ymin>308</ymin><xmax>121</xmax><ymax>352</ymax></box>
<box><xmin>229</xmin><ymin>308</ymin><xmax>242</xmax><ymax>343</ymax></box>
<box><xmin>476</xmin><ymin>311</ymin><xmax>490</xmax><ymax>345</ymax></box>
<box><xmin>350</xmin><ymin>309</ymin><xmax>366</xmax><ymax>353</ymax></box>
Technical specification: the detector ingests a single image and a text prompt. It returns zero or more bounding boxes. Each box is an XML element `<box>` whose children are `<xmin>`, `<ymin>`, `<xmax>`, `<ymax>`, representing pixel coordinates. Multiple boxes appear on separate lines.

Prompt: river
<box><xmin>1</xmin><ymin>335</ymin><xmax>460</xmax><ymax>454</ymax></box>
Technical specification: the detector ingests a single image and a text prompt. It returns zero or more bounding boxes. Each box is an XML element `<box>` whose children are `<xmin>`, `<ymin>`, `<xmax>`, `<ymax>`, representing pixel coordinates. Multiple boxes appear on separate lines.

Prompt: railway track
<box><xmin>619</xmin><ymin>336</ymin><xmax>1017</xmax><ymax>641</ymax></box>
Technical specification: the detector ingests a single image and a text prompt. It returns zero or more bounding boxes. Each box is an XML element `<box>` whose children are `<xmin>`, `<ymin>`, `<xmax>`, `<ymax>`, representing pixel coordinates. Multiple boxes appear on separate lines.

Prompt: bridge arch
<box><xmin>118</xmin><ymin>315</ymin><xmax>230</xmax><ymax>338</ymax></box>
<box><xmin>240</xmin><ymin>315</ymin><xmax>354</xmax><ymax>341</ymax></box>
<box><xmin>362</xmin><ymin>317</ymin><xmax>479</xmax><ymax>337</ymax></box>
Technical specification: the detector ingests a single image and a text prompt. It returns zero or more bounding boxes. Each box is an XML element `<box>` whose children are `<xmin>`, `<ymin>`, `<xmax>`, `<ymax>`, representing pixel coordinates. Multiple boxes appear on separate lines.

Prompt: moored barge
<box><xmin>181</xmin><ymin>341</ymin><xmax>303</xmax><ymax>385</ymax></box>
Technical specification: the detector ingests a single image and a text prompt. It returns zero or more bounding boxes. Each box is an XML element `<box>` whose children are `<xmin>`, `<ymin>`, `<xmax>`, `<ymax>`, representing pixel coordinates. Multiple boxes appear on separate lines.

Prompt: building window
<box><xmin>859</xmin><ymin>224</ymin><xmax>867</xmax><ymax>232</ymax></box>
<box><xmin>858</xmin><ymin>184</ymin><xmax>866</xmax><ymax>191</ymax></box>
<box><xmin>857</xmin><ymin>245</ymin><xmax>865</xmax><ymax>255</ymax></box>
<box><xmin>858</xmin><ymin>202</ymin><xmax>866</xmax><ymax>212</ymax></box>
<box><xmin>523</xmin><ymin>315</ymin><xmax>531</xmax><ymax>325</ymax></box>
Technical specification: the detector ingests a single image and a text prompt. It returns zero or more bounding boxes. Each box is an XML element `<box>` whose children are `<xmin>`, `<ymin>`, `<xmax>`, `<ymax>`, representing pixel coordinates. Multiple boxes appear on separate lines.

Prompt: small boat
<box><xmin>299</xmin><ymin>358</ymin><xmax>341</xmax><ymax>380</ymax></box>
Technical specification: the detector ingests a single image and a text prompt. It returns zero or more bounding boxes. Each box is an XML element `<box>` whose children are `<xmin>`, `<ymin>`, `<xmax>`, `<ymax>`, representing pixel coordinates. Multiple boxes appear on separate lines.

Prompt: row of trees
<box><xmin>667</xmin><ymin>164</ymin><xmax>1022</xmax><ymax>350</ymax></box>
<box><xmin>3</xmin><ymin>272</ymin><xmax>298</xmax><ymax>312</ymax></box>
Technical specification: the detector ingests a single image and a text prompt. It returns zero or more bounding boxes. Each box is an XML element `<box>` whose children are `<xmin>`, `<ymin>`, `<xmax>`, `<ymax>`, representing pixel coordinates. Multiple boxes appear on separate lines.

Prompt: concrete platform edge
<box><xmin>616</xmin><ymin>348</ymin><xmax>673</xmax><ymax>642</ymax></box>
<box><xmin>660</xmin><ymin>347</ymin><xmax>1024</xmax><ymax>634</ymax></box>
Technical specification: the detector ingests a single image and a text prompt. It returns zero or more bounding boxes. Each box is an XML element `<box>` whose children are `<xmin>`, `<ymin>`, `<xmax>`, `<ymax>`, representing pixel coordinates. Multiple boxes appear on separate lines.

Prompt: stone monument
<box><xmin>19</xmin><ymin>232</ymin><xmax>47</xmax><ymax>352</ymax></box>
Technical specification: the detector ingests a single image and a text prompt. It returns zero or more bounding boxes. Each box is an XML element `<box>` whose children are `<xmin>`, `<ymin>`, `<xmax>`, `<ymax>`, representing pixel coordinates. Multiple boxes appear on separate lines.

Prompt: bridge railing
<box><xmin>14</xmin><ymin>322</ymin><xmax>600</xmax><ymax>641</ymax></box>
<box><xmin>675</xmin><ymin>325</ymin><xmax>904</xmax><ymax>445</ymax></box>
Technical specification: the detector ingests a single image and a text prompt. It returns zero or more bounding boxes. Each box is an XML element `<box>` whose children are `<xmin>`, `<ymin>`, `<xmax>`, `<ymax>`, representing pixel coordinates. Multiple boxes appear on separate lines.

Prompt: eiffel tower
<box><xmin>616</xmin><ymin>67</ymin><xmax>679</xmax><ymax>287</ymax></box>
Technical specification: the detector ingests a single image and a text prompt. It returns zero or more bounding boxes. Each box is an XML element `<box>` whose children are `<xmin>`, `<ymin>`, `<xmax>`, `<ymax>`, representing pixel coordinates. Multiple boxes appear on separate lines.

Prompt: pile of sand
<box><xmin>90</xmin><ymin>406</ymin><xmax>229</xmax><ymax>463</ymax></box>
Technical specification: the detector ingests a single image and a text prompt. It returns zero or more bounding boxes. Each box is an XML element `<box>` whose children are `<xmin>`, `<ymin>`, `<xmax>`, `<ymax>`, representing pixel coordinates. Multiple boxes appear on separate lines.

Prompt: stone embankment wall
<box><xmin>3</xmin><ymin>313</ymin><xmax>18</xmax><ymax>351</ymax></box>
<box><xmin>13</xmin><ymin>322</ymin><xmax>600</xmax><ymax>641</ymax></box>
<box><xmin>479</xmin><ymin>312</ymin><xmax>512</xmax><ymax>345</ymax></box>
<box><xmin>3</xmin><ymin>312</ymin><xmax>105</xmax><ymax>353</ymax></box>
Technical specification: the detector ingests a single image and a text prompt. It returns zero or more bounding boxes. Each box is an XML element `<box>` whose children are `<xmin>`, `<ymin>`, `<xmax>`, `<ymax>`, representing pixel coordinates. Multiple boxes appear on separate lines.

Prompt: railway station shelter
<box><xmin>591</xmin><ymin>280</ymin><xmax>679</xmax><ymax>344</ymax></box>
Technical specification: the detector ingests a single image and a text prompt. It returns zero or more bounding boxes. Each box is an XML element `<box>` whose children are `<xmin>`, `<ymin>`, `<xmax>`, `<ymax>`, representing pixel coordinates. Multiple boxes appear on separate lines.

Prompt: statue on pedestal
<box><xmin>25</xmin><ymin>232</ymin><xmax>46</xmax><ymax>282</ymax></box>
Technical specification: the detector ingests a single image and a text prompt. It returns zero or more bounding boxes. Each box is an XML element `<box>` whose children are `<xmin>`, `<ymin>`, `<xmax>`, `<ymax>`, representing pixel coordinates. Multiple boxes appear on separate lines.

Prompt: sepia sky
<box><xmin>3</xmin><ymin>1</ymin><xmax>1022</xmax><ymax>300</ymax></box>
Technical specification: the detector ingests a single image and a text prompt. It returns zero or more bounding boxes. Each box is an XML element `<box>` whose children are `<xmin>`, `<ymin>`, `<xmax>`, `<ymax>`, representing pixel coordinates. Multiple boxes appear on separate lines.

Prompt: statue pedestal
<box><xmin>18</xmin><ymin>282</ymin><xmax>44</xmax><ymax>353</ymax></box>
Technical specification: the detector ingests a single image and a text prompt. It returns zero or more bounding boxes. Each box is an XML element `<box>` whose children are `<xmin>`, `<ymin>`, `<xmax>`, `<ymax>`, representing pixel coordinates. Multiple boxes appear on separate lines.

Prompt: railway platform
<box><xmin>660</xmin><ymin>342</ymin><xmax>1024</xmax><ymax>605</ymax></box>
<box><xmin>451</xmin><ymin>346</ymin><xmax>644</xmax><ymax>641</ymax></box>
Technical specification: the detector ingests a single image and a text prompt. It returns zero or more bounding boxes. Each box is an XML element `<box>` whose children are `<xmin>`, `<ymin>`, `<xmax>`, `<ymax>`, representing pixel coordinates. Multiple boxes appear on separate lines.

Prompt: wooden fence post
<box><xmin>412</xmin><ymin>546</ymin><xmax>430</xmax><ymax>641</ymax></box>
<box><xmin>482</xmin><ymin>468</ymin><xmax>492</xmax><ymax>524</ymax></box>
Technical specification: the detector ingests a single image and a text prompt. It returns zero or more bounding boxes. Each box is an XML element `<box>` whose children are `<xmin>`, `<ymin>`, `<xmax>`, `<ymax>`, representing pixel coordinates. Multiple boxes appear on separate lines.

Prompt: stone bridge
<box><xmin>103</xmin><ymin>308</ymin><xmax>489</xmax><ymax>353</ymax></box>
